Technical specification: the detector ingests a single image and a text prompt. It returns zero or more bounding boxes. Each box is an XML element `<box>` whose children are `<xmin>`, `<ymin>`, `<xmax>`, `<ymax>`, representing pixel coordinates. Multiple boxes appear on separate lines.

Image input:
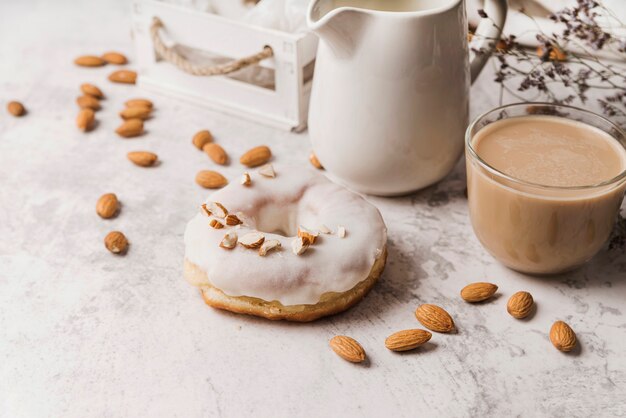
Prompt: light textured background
<box><xmin>1</xmin><ymin>1</ymin><xmax>625</xmax><ymax>417</ymax></box>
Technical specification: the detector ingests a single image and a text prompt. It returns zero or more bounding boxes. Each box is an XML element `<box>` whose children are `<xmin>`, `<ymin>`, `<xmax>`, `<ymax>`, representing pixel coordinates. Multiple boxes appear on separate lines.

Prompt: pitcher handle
<box><xmin>469</xmin><ymin>0</ymin><xmax>508</xmax><ymax>84</ymax></box>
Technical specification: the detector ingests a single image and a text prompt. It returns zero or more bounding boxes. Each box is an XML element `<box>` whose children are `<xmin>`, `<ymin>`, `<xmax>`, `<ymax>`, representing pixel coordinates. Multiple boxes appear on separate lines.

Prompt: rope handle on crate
<box><xmin>149</xmin><ymin>17</ymin><xmax>274</xmax><ymax>76</ymax></box>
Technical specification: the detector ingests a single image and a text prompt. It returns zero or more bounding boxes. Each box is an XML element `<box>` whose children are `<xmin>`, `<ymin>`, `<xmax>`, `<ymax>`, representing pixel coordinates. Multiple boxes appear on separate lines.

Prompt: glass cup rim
<box><xmin>465</xmin><ymin>102</ymin><xmax>626</xmax><ymax>191</ymax></box>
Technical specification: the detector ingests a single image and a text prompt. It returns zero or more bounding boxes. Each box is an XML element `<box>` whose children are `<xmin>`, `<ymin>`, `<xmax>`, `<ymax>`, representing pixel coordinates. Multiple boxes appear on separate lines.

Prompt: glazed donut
<box><xmin>183</xmin><ymin>164</ymin><xmax>387</xmax><ymax>322</ymax></box>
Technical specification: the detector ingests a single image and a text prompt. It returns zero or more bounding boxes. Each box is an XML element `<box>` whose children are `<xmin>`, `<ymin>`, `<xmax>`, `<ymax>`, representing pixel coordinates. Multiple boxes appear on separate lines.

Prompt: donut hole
<box><xmin>254</xmin><ymin>202</ymin><xmax>299</xmax><ymax>237</ymax></box>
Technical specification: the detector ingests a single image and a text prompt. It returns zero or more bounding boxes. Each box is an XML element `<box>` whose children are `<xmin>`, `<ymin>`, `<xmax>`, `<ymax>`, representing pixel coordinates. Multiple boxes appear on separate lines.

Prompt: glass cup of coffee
<box><xmin>465</xmin><ymin>103</ymin><xmax>626</xmax><ymax>274</ymax></box>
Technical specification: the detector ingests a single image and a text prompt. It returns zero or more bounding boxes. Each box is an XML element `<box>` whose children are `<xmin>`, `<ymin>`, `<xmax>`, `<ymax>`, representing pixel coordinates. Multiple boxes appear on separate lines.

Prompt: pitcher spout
<box><xmin>307</xmin><ymin>0</ymin><xmax>368</xmax><ymax>58</ymax></box>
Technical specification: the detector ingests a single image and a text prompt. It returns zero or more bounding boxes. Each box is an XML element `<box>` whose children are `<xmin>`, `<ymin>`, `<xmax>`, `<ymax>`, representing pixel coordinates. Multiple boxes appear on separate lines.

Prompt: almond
<box><xmin>298</xmin><ymin>226</ymin><xmax>318</xmax><ymax>245</ymax></box>
<box><xmin>74</xmin><ymin>55</ymin><xmax>106</xmax><ymax>67</ymax></box>
<box><xmin>104</xmin><ymin>231</ymin><xmax>128</xmax><ymax>254</ymax></box>
<box><xmin>225</xmin><ymin>214</ymin><xmax>242</xmax><ymax>226</ymax></box>
<box><xmin>125</xmin><ymin>98</ymin><xmax>153</xmax><ymax>109</ymax></box>
<box><xmin>76</xmin><ymin>108</ymin><xmax>95</xmax><ymax>132</ymax></box>
<box><xmin>7</xmin><ymin>101</ymin><xmax>25</xmax><ymax>117</ymax></box>
<box><xmin>207</xmin><ymin>202</ymin><xmax>228</xmax><ymax>218</ymax></box>
<box><xmin>102</xmin><ymin>51</ymin><xmax>128</xmax><ymax>65</ymax></box>
<box><xmin>329</xmin><ymin>335</ymin><xmax>366</xmax><ymax>363</ymax></box>
<box><xmin>119</xmin><ymin>107</ymin><xmax>151</xmax><ymax>120</ymax></box>
<box><xmin>259</xmin><ymin>239</ymin><xmax>281</xmax><ymax>256</ymax></box>
<box><xmin>385</xmin><ymin>329</ymin><xmax>432</xmax><ymax>352</ymax></box>
<box><xmin>550</xmin><ymin>321</ymin><xmax>577</xmax><ymax>352</ymax></box>
<box><xmin>96</xmin><ymin>193</ymin><xmax>119</xmax><ymax>219</ymax></box>
<box><xmin>127</xmin><ymin>151</ymin><xmax>158</xmax><ymax>167</ymax></box>
<box><xmin>76</xmin><ymin>95</ymin><xmax>101</xmax><ymax>110</ymax></box>
<box><xmin>108</xmin><ymin>70</ymin><xmax>137</xmax><ymax>84</ymax></box>
<box><xmin>337</xmin><ymin>226</ymin><xmax>346</xmax><ymax>238</ymax></box>
<box><xmin>460</xmin><ymin>282</ymin><xmax>498</xmax><ymax>303</ymax></box>
<box><xmin>240</xmin><ymin>145</ymin><xmax>272</xmax><ymax>167</ymax></box>
<box><xmin>80</xmin><ymin>83</ymin><xmax>104</xmax><ymax>99</ymax></box>
<box><xmin>258</xmin><ymin>164</ymin><xmax>275</xmax><ymax>178</ymax></box>
<box><xmin>415</xmin><ymin>304</ymin><xmax>455</xmax><ymax>333</ymax></box>
<box><xmin>195</xmin><ymin>171</ymin><xmax>228</xmax><ymax>189</ymax></box>
<box><xmin>239</xmin><ymin>232</ymin><xmax>265</xmax><ymax>249</ymax></box>
<box><xmin>309</xmin><ymin>152</ymin><xmax>323</xmax><ymax>169</ymax></box>
<box><xmin>210</xmin><ymin>219</ymin><xmax>224</xmax><ymax>229</ymax></box>
<box><xmin>507</xmin><ymin>291</ymin><xmax>534</xmax><ymax>319</ymax></box>
<box><xmin>200</xmin><ymin>204</ymin><xmax>211</xmax><ymax>217</ymax></box>
<box><xmin>291</xmin><ymin>236</ymin><xmax>309</xmax><ymax>255</ymax></box>
<box><xmin>241</xmin><ymin>172</ymin><xmax>252</xmax><ymax>186</ymax></box>
<box><xmin>192</xmin><ymin>130</ymin><xmax>213</xmax><ymax>150</ymax></box>
<box><xmin>203</xmin><ymin>143</ymin><xmax>228</xmax><ymax>165</ymax></box>
<box><xmin>115</xmin><ymin>118</ymin><xmax>144</xmax><ymax>137</ymax></box>
<box><xmin>220</xmin><ymin>232</ymin><xmax>238</xmax><ymax>249</ymax></box>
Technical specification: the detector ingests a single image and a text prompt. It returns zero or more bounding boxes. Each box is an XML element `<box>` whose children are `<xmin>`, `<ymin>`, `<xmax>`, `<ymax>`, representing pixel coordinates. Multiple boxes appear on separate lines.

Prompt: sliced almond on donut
<box><xmin>241</xmin><ymin>172</ymin><xmax>252</xmax><ymax>187</ymax></box>
<box><xmin>200</xmin><ymin>204</ymin><xmax>211</xmax><ymax>217</ymax></box>
<box><xmin>291</xmin><ymin>237</ymin><xmax>310</xmax><ymax>255</ymax></box>
<box><xmin>210</xmin><ymin>219</ymin><xmax>224</xmax><ymax>229</ymax></box>
<box><xmin>208</xmin><ymin>202</ymin><xmax>228</xmax><ymax>218</ymax></box>
<box><xmin>337</xmin><ymin>225</ymin><xmax>346</xmax><ymax>238</ymax></box>
<box><xmin>259</xmin><ymin>239</ymin><xmax>281</xmax><ymax>256</ymax></box>
<box><xmin>225</xmin><ymin>214</ymin><xmax>242</xmax><ymax>226</ymax></box>
<box><xmin>319</xmin><ymin>225</ymin><xmax>332</xmax><ymax>234</ymax></box>
<box><xmin>220</xmin><ymin>232</ymin><xmax>238</xmax><ymax>249</ymax></box>
<box><xmin>239</xmin><ymin>232</ymin><xmax>265</xmax><ymax>249</ymax></box>
<box><xmin>258</xmin><ymin>164</ymin><xmax>275</xmax><ymax>178</ymax></box>
<box><xmin>298</xmin><ymin>226</ymin><xmax>319</xmax><ymax>245</ymax></box>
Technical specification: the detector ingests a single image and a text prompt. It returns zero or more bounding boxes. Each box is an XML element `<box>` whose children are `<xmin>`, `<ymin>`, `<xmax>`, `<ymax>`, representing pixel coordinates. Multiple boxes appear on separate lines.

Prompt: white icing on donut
<box><xmin>184</xmin><ymin>164</ymin><xmax>387</xmax><ymax>306</ymax></box>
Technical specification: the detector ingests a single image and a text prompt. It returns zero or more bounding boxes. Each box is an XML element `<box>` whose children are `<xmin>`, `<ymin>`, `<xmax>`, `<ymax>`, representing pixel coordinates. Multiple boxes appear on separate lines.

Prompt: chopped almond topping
<box><xmin>208</xmin><ymin>202</ymin><xmax>228</xmax><ymax>218</ymax></box>
<box><xmin>210</xmin><ymin>219</ymin><xmax>224</xmax><ymax>229</ymax></box>
<box><xmin>297</xmin><ymin>225</ymin><xmax>319</xmax><ymax>245</ymax></box>
<box><xmin>319</xmin><ymin>224</ymin><xmax>332</xmax><ymax>234</ymax></box>
<box><xmin>258</xmin><ymin>164</ymin><xmax>275</xmax><ymax>178</ymax></box>
<box><xmin>220</xmin><ymin>232</ymin><xmax>238</xmax><ymax>249</ymax></box>
<box><xmin>225</xmin><ymin>214</ymin><xmax>242</xmax><ymax>226</ymax></box>
<box><xmin>337</xmin><ymin>225</ymin><xmax>346</xmax><ymax>238</ymax></box>
<box><xmin>239</xmin><ymin>232</ymin><xmax>265</xmax><ymax>249</ymax></box>
<box><xmin>241</xmin><ymin>172</ymin><xmax>252</xmax><ymax>186</ymax></box>
<box><xmin>200</xmin><ymin>203</ymin><xmax>211</xmax><ymax>217</ymax></box>
<box><xmin>259</xmin><ymin>239</ymin><xmax>281</xmax><ymax>256</ymax></box>
<box><xmin>291</xmin><ymin>237</ymin><xmax>310</xmax><ymax>255</ymax></box>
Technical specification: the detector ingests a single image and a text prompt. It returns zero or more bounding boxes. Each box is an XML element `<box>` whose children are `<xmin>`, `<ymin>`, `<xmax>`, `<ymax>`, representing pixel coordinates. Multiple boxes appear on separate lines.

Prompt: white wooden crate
<box><xmin>131</xmin><ymin>0</ymin><xmax>318</xmax><ymax>131</ymax></box>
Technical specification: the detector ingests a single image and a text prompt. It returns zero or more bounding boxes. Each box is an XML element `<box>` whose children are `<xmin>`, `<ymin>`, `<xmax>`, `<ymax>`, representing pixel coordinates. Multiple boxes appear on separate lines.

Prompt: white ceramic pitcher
<box><xmin>307</xmin><ymin>0</ymin><xmax>507</xmax><ymax>195</ymax></box>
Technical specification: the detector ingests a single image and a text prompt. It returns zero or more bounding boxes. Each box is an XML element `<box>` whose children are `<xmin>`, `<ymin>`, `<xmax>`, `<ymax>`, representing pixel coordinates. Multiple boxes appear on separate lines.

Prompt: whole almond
<box><xmin>309</xmin><ymin>152</ymin><xmax>323</xmax><ymax>169</ymax></box>
<box><xmin>116</xmin><ymin>118</ymin><xmax>144</xmax><ymax>137</ymax></box>
<box><xmin>415</xmin><ymin>304</ymin><xmax>455</xmax><ymax>333</ymax></box>
<box><xmin>7</xmin><ymin>101</ymin><xmax>25</xmax><ymax>117</ymax></box>
<box><xmin>240</xmin><ymin>145</ymin><xmax>272</xmax><ymax>167</ymax></box>
<box><xmin>119</xmin><ymin>107</ymin><xmax>151</xmax><ymax>120</ymax></box>
<box><xmin>192</xmin><ymin>130</ymin><xmax>213</xmax><ymax>150</ymax></box>
<box><xmin>108</xmin><ymin>70</ymin><xmax>137</xmax><ymax>84</ymax></box>
<box><xmin>76</xmin><ymin>108</ymin><xmax>95</xmax><ymax>132</ymax></box>
<box><xmin>550</xmin><ymin>321</ymin><xmax>577</xmax><ymax>352</ymax></box>
<box><xmin>329</xmin><ymin>336</ymin><xmax>366</xmax><ymax>363</ymax></box>
<box><xmin>125</xmin><ymin>98</ymin><xmax>153</xmax><ymax>109</ymax></box>
<box><xmin>102</xmin><ymin>51</ymin><xmax>128</xmax><ymax>65</ymax></box>
<box><xmin>80</xmin><ymin>83</ymin><xmax>104</xmax><ymax>99</ymax></box>
<box><xmin>460</xmin><ymin>282</ymin><xmax>498</xmax><ymax>303</ymax></box>
<box><xmin>74</xmin><ymin>55</ymin><xmax>106</xmax><ymax>67</ymax></box>
<box><xmin>104</xmin><ymin>231</ymin><xmax>128</xmax><ymax>254</ymax></box>
<box><xmin>96</xmin><ymin>193</ymin><xmax>119</xmax><ymax>219</ymax></box>
<box><xmin>127</xmin><ymin>151</ymin><xmax>158</xmax><ymax>167</ymax></box>
<box><xmin>203</xmin><ymin>143</ymin><xmax>228</xmax><ymax>165</ymax></box>
<box><xmin>507</xmin><ymin>291</ymin><xmax>534</xmax><ymax>319</ymax></box>
<box><xmin>385</xmin><ymin>329</ymin><xmax>432</xmax><ymax>352</ymax></box>
<box><xmin>76</xmin><ymin>95</ymin><xmax>101</xmax><ymax>110</ymax></box>
<box><xmin>195</xmin><ymin>170</ymin><xmax>228</xmax><ymax>189</ymax></box>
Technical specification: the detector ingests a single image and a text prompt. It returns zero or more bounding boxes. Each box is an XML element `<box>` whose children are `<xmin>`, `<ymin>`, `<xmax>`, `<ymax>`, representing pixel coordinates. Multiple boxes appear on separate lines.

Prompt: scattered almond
<box><xmin>291</xmin><ymin>236</ymin><xmax>310</xmax><ymax>255</ymax></box>
<box><xmin>96</xmin><ymin>193</ymin><xmax>119</xmax><ymax>219</ymax></box>
<box><xmin>337</xmin><ymin>226</ymin><xmax>346</xmax><ymax>238</ymax></box>
<box><xmin>329</xmin><ymin>336</ymin><xmax>366</xmax><ymax>363</ymax></box>
<box><xmin>116</xmin><ymin>118</ymin><xmax>144</xmax><ymax>137</ymax></box>
<box><xmin>75</xmin><ymin>55</ymin><xmax>106</xmax><ymax>67</ymax></box>
<box><xmin>258</xmin><ymin>164</ymin><xmax>275</xmax><ymax>178</ymax></box>
<box><xmin>241</xmin><ymin>172</ymin><xmax>252</xmax><ymax>186</ymax></box>
<box><xmin>259</xmin><ymin>239</ymin><xmax>281</xmax><ymax>256</ymax></box>
<box><xmin>460</xmin><ymin>282</ymin><xmax>498</xmax><ymax>303</ymax></box>
<box><xmin>76</xmin><ymin>108</ymin><xmax>95</xmax><ymax>132</ymax></box>
<box><xmin>104</xmin><ymin>231</ymin><xmax>128</xmax><ymax>254</ymax></box>
<box><xmin>102</xmin><ymin>51</ymin><xmax>128</xmax><ymax>65</ymax></box>
<box><xmin>126</xmin><ymin>98</ymin><xmax>153</xmax><ymax>109</ymax></box>
<box><xmin>210</xmin><ymin>219</ymin><xmax>224</xmax><ymax>229</ymax></box>
<box><xmin>220</xmin><ymin>232</ymin><xmax>238</xmax><ymax>249</ymax></box>
<box><xmin>319</xmin><ymin>225</ymin><xmax>332</xmax><ymax>234</ymax></box>
<box><xmin>195</xmin><ymin>171</ymin><xmax>228</xmax><ymax>189</ymax></box>
<box><xmin>385</xmin><ymin>329</ymin><xmax>432</xmax><ymax>352</ymax></box>
<box><xmin>239</xmin><ymin>232</ymin><xmax>265</xmax><ymax>249</ymax></box>
<box><xmin>200</xmin><ymin>204</ymin><xmax>211</xmax><ymax>217</ymax></box>
<box><xmin>309</xmin><ymin>152</ymin><xmax>323</xmax><ymax>169</ymax></box>
<box><xmin>207</xmin><ymin>202</ymin><xmax>228</xmax><ymax>218</ymax></box>
<box><xmin>225</xmin><ymin>214</ymin><xmax>242</xmax><ymax>226</ymax></box>
<box><xmin>240</xmin><ymin>145</ymin><xmax>272</xmax><ymax>167</ymax></box>
<box><xmin>507</xmin><ymin>291</ymin><xmax>534</xmax><ymax>319</ymax></box>
<box><xmin>203</xmin><ymin>143</ymin><xmax>228</xmax><ymax>165</ymax></box>
<box><xmin>550</xmin><ymin>321</ymin><xmax>577</xmax><ymax>352</ymax></box>
<box><xmin>108</xmin><ymin>70</ymin><xmax>137</xmax><ymax>84</ymax></box>
<box><xmin>192</xmin><ymin>130</ymin><xmax>213</xmax><ymax>149</ymax></box>
<box><xmin>127</xmin><ymin>151</ymin><xmax>158</xmax><ymax>167</ymax></box>
<box><xmin>76</xmin><ymin>95</ymin><xmax>101</xmax><ymax>110</ymax></box>
<box><xmin>298</xmin><ymin>226</ymin><xmax>318</xmax><ymax>245</ymax></box>
<box><xmin>119</xmin><ymin>107</ymin><xmax>151</xmax><ymax>120</ymax></box>
<box><xmin>7</xmin><ymin>101</ymin><xmax>25</xmax><ymax>117</ymax></box>
<box><xmin>80</xmin><ymin>83</ymin><xmax>104</xmax><ymax>99</ymax></box>
<box><xmin>415</xmin><ymin>304</ymin><xmax>455</xmax><ymax>333</ymax></box>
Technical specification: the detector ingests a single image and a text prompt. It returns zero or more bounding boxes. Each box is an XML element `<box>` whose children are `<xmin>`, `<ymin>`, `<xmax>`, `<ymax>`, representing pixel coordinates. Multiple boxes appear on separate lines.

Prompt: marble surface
<box><xmin>1</xmin><ymin>1</ymin><xmax>625</xmax><ymax>417</ymax></box>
